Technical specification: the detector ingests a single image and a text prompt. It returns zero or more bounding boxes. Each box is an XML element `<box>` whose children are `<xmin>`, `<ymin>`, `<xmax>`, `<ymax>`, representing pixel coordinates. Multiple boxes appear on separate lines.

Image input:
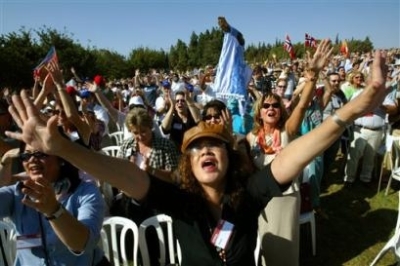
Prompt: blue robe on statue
<box><xmin>214</xmin><ymin>25</ymin><xmax>252</xmax><ymax>116</ymax></box>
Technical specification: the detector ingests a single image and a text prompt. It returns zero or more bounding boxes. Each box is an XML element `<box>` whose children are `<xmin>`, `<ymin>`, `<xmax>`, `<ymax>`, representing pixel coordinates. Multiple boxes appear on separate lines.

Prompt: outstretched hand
<box><xmin>5</xmin><ymin>90</ymin><xmax>63</xmax><ymax>155</ymax></box>
<box><xmin>308</xmin><ymin>39</ymin><xmax>334</xmax><ymax>72</ymax></box>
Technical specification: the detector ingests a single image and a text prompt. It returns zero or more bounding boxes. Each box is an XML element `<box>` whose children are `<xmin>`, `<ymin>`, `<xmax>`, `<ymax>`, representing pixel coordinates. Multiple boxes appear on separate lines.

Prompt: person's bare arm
<box><xmin>285</xmin><ymin>39</ymin><xmax>333</xmax><ymax>138</ymax></box>
<box><xmin>6</xmin><ymin>90</ymin><xmax>151</xmax><ymax>200</ymax></box>
<box><xmin>271</xmin><ymin>49</ymin><xmax>389</xmax><ymax>185</ymax></box>
<box><xmin>47</xmin><ymin>62</ymin><xmax>91</xmax><ymax>145</ymax></box>
<box><xmin>86</xmin><ymin>82</ymin><xmax>119</xmax><ymax>123</ymax></box>
<box><xmin>161</xmin><ymin>92</ymin><xmax>175</xmax><ymax>133</ymax></box>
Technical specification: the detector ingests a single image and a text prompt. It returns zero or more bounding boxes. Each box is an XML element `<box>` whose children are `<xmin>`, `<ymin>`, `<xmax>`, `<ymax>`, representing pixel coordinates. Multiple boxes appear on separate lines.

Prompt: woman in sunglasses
<box><xmin>0</xmin><ymin>141</ymin><xmax>108</xmax><ymax>265</ymax></box>
<box><xmin>245</xmin><ymin>39</ymin><xmax>333</xmax><ymax>266</ymax></box>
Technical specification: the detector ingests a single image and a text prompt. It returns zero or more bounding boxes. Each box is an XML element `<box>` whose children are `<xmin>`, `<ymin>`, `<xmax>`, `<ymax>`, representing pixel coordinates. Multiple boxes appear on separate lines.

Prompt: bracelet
<box><xmin>331</xmin><ymin>113</ymin><xmax>348</xmax><ymax>128</ymax></box>
<box><xmin>45</xmin><ymin>204</ymin><xmax>65</xmax><ymax>221</ymax></box>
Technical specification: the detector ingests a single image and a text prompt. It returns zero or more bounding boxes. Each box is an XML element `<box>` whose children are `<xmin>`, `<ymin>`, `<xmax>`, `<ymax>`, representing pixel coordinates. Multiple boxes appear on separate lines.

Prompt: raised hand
<box><xmin>220</xmin><ymin>108</ymin><xmax>233</xmax><ymax>133</ymax></box>
<box><xmin>5</xmin><ymin>90</ymin><xmax>63</xmax><ymax>155</ymax></box>
<box><xmin>308</xmin><ymin>39</ymin><xmax>334</xmax><ymax>72</ymax></box>
<box><xmin>46</xmin><ymin>61</ymin><xmax>64</xmax><ymax>86</ymax></box>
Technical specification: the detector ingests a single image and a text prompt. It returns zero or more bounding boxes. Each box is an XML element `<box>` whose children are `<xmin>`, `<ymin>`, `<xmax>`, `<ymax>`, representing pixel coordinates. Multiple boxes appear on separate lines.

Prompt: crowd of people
<box><xmin>0</xmin><ymin>21</ymin><xmax>400</xmax><ymax>266</ymax></box>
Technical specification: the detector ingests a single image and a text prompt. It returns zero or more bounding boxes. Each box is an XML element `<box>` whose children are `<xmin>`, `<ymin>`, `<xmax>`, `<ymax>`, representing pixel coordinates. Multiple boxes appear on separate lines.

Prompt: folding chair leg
<box><xmin>386</xmin><ymin>175</ymin><xmax>393</xmax><ymax>196</ymax></box>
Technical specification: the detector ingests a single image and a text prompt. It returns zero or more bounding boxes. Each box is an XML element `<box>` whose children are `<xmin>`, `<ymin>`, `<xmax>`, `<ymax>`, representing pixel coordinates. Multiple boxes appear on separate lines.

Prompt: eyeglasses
<box><xmin>330</xmin><ymin>79</ymin><xmax>340</xmax><ymax>83</ymax></box>
<box><xmin>176</xmin><ymin>99</ymin><xmax>185</xmax><ymax>104</ymax></box>
<box><xmin>19</xmin><ymin>151</ymin><xmax>48</xmax><ymax>162</ymax></box>
<box><xmin>354</xmin><ymin>76</ymin><xmax>362</xmax><ymax>79</ymax></box>
<box><xmin>189</xmin><ymin>140</ymin><xmax>226</xmax><ymax>155</ymax></box>
<box><xmin>262</xmin><ymin>102</ymin><xmax>280</xmax><ymax>109</ymax></box>
<box><xmin>203</xmin><ymin>114</ymin><xmax>220</xmax><ymax>121</ymax></box>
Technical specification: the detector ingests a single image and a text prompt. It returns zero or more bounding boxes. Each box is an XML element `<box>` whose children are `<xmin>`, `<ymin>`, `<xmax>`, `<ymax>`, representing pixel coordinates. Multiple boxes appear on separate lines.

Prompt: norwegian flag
<box><xmin>305</xmin><ymin>33</ymin><xmax>317</xmax><ymax>48</ymax></box>
<box><xmin>283</xmin><ymin>35</ymin><xmax>296</xmax><ymax>60</ymax></box>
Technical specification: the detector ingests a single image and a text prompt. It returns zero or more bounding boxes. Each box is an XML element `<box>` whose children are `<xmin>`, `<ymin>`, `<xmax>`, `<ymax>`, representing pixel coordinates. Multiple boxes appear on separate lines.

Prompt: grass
<box><xmin>299</xmin><ymin>154</ymin><xmax>399</xmax><ymax>266</ymax></box>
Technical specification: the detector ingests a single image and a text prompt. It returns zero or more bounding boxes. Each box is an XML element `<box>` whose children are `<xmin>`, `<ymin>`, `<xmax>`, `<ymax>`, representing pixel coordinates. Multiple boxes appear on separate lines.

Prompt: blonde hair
<box><xmin>251</xmin><ymin>92</ymin><xmax>288</xmax><ymax>134</ymax></box>
<box><xmin>125</xmin><ymin>108</ymin><xmax>153</xmax><ymax>130</ymax></box>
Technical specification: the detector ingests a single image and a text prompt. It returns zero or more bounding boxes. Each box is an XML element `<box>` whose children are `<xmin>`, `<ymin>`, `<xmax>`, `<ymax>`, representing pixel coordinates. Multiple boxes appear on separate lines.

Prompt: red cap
<box><xmin>94</xmin><ymin>75</ymin><xmax>105</xmax><ymax>86</ymax></box>
<box><xmin>66</xmin><ymin>86</ymin><xmax>77</xmax><ymax>95</ymax></box>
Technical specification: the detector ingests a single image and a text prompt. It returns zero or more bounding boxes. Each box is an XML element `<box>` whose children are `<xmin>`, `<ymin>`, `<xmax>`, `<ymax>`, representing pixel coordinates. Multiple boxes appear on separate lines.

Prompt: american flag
<box><xmin>33</xmin><ymin>46</ymin><xmax>58</xmax><ymax>80</ymax></box>
<box><xmin>283</xmin><ymin>35</ymin><xmax>296</xmax><ymax>60</ymax></box>
<box><xmin>305</xmin><ymin>33</ymin><xmax>317</xmax><ymax>48</ymax></box>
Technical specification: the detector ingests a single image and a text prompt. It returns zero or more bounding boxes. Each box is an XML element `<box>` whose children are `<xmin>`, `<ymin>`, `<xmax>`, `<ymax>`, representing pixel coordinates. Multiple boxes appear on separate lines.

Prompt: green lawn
<box><xmin>300</xmin><ymin>155</ymin><xmax>399</xmax><ymax>266</ymax></box>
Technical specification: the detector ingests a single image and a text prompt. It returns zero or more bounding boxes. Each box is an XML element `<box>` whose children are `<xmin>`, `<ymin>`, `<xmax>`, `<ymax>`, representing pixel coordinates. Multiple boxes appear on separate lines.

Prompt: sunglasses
<box><xmin>204</xmin><ymin>114</ymin><xmax>220</xmax><ymax>121</ymax></box>
<box><xmin>262</xmin><ymin>102</ymin><xmax>280</xmax><ymax>109</ymax></box>
<box><xmin>189</xmin><ymin>140</ymin><xmax>226</xmax><ymax>155</ymax></box>
<box><xmin>176</xmin><ymin>99</ymin><xmax>185</xmax><ymax>103</ymax></box>
<box><xmin>19</xmin><ymin>151</ymin><xmax>48</xmax><ymax>162</ymax></box>
<box><xmin>330</xmin><ymin>79</ymin><xmax>340</xmax><ymax>83</ymax></box>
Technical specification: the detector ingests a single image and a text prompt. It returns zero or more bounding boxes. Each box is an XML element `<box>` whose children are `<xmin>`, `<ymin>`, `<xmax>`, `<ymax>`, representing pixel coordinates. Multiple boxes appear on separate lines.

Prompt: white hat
<box><xmin>128</xmin><ymin>96</ymin><xmax>145</xmax><ymax>107</ymax></box>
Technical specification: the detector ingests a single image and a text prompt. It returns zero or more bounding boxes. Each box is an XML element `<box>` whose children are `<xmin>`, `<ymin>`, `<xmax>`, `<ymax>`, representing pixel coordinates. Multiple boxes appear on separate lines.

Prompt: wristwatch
<box><xmin>45</xmin><ymin>204</ymin><xmax>65</xmax><ymax>221</ymax></box>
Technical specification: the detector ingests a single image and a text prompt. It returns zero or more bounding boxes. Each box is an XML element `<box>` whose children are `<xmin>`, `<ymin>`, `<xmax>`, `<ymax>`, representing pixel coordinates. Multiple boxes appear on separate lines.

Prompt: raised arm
<box><xmin>271</xmin><ymin>49</ymin><xmax>388</xmax><ymax>185</ymax></box>
<box><xmin>6</xmin><ymin>91</ymin><xmax>150</xmax><ymax>200</ymax></box>
<box><xmin>86</xmin><ymin>82</ymin><xmax>120</xmax><ymax>123</ymax></box>
<box><xmin>47</xmin><ymin>62</ymin><xmax>91</xmax><ymax>145</ymax></box>
<box><xmin>285</xmin><ymin>39</ymin><xmax>333</xmax><ymax>138</ymax></box>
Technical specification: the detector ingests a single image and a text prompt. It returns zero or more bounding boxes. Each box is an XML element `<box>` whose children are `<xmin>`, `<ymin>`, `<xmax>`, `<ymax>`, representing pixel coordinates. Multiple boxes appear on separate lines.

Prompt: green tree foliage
<box><xmin>0</xmin><ymin>26</ymin><xmax>378</xmax><ymax>89</ymax></box>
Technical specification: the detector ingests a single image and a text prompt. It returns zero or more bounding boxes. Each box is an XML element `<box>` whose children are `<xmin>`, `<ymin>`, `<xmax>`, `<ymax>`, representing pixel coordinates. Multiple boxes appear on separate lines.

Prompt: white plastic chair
<box><xmin>299</xmin><ymin>164</ymin><xmax>317</xmax><ymax>256</ymax></box>
<box><xmin>109</xmin><ymin>131</ymin><xmax>124</xmax><ymax>146</ymax></box>
<box><xmin>370</xmin><ymin>191</ymin><xmax>400</xmax><ymax>265</ymax></box>
<box><xmin>100</xmin><ymin>216</ymin><xmax>139</xmax><ymax>266</ymax></box>
<box><xmin>101</xmin><ymin>146</ymin><xmax>121</xmax><ymax>158</ymax></box>
<box><xmin>378</xmin><ymin>135</ymin><xmax>400</xmax><ymax>196</ymax></box>
<box><xmin>254</xmin><ymin>233</ymin><xmax>261</xmax><ymax>265</ymax></box>
<box><xmin>0</xmin><ymin>219</ymin><xmax>17</xmax><ymax>266</ymax></box>
<box><xmin>139</xmin><ymin>214</ymin><xmax>179</xmax><ymax>266</ymax></box>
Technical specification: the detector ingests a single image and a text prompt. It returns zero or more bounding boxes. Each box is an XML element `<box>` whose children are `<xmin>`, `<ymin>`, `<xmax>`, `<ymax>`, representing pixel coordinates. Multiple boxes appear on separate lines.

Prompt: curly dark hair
<box><xmin>177</xmin><ymin>144</ymin><xmax>249</xmax><ymax>210</ymax></box>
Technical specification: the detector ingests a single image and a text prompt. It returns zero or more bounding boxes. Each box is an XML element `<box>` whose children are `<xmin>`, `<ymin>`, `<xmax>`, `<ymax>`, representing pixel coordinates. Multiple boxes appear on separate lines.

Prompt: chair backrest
<box><xmin>100</xmin><ymin>216</ymin><xmax>139</xmax><ymax>266</ymax></box>
<box><xmin>109</xmin><ymin>131</ymin><xmax>125</xmax><ymax>146</ymax></box>
<box><xmin>0</xmin><ymin>220</ymin><xmax>17</xmax><ymax>266</ymax></box>
<box><xmin>139</xmin><ymin>214</ymin><xmax>178</xmax><ymax>266</ymax></box>
<box><xmin>390</xmin><ymin>136</ymin><xmax>400</xmax><ymax>181</ymax></box>
<box><xmin>101</xmin><ymin>146</ymin><xmax>121</xmax><ymax>158</ymax></box>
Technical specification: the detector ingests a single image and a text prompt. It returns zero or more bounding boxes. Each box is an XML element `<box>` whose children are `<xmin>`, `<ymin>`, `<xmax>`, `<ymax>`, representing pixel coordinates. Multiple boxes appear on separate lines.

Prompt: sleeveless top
<box><xmin>249</xmin><ymin>130</ymin><xmax>299</xmax><ymax>194</ymax></box>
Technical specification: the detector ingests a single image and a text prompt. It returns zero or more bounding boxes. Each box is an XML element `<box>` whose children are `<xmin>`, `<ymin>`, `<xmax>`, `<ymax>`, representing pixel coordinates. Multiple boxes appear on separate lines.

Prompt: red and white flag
<box><xmin>340</xmin><ymin>40</ymin><xmax>349</xmax><ymax>58</ymax></box>
<box><xmin>305</xmin><ymin>33</ymin><xmax>317</xmax><ymax>48</ymax></box>
<box><xmin>283</xmin><ymin>35</ymin><xmax>296</xmax><ymax>60</ymax></box>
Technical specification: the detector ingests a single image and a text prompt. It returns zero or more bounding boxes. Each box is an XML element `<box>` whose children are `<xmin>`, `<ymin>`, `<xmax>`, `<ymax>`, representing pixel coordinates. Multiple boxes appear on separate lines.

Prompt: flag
<box><xmin>33</xmin><ymin>46</ymin><xmax>58</xmax><ymax>80</ymax></box>
<box><xmin>340</xmin><ymin>40</ymin><xmax>349</xmax><ymax>58</ymax></box>
<box><xmin>305</xmin><ymin>33</ymin><xmax>317</xmax><ymax>48</ymax></box>
<box><xmin>283</xmin><ymin>35</ymin><xmax>296</xmax><ymax>60</ymax></box>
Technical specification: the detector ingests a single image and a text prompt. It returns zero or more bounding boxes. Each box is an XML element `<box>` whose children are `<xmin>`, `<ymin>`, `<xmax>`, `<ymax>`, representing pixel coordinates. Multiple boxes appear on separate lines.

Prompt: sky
<box><xmin>0</xmin><ymin>0</ymin><xmax>399</xmax><ymax>57</ymax></box>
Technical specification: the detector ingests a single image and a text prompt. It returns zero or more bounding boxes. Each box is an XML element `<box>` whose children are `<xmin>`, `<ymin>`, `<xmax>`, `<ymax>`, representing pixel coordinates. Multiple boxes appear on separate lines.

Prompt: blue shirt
<box><xmin>0</xmin><ymin>181</ymin><xmax>106</xmax><ymax>266</ymax></box>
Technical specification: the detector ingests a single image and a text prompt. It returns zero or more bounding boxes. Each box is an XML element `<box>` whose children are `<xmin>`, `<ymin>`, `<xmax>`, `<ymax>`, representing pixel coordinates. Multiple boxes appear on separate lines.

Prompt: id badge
<box><xmin>210</xmin><ymin>220</ymin><xmax>234</xmax><ymax>250</ymax></box>
<box><xmin>17</xmin><ymin>234</ymin><xmax>42</xmax><ymax>249</ymax></box>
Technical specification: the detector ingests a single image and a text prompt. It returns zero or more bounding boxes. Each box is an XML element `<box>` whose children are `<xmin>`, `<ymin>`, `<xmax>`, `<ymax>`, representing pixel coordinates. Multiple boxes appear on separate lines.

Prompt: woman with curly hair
<box><xmin>5</xmin><ymin>48</ymin><xmax>389</xmax><ymax>266</ymax></box>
